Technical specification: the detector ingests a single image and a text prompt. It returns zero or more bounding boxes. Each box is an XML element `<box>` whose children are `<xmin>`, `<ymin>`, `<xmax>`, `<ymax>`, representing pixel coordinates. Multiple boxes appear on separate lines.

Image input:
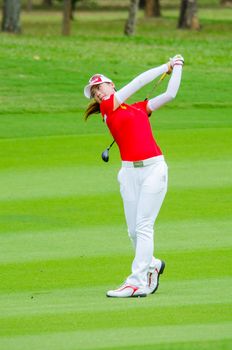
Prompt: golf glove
<box><xmin>170</xmin><ymin>54</ymin><xmax>184</xmax><ymax>68</ymax></box>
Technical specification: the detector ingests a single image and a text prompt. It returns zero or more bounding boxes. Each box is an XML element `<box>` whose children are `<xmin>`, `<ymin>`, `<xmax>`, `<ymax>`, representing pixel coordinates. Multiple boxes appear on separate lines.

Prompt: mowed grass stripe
<box><xmin>105</xmin><ymin>340</ymin><xmax>232</xmax><ymax>350</ymax></box>
<box><xmin>0</xmin><ymin>129</ymin><xmax>231</xmax><ymax>170</ymax></box>
<box><xmin>0</xmin><ymin>219</ymin><xmax>231</xmax><ymax>263</ymax></box>
<box><xmin>0</xmin><ymin>159</ymin><xmax>231</xmax><ymax>201</ymax></box>
<box><xmin>0</xmin><ymin>304</ymin><xmax>231</xmax><ymax>336</ymax></box>
<box><xmin>0</xmin><ymin>187</ymin><xmax>230</xmax><ymax>234</ymax></box>
<box><xmin>0</xmin><ymin>107</ymin><xmax>231</xmax><ymax>139</ymax></box>
<box><xmin>1</xmin><ymin>278</ymin><xmax>231</xmax><ymax>317</ymax></box>
<box><xmin>0</xmin><ymin>323</ymin><xmax>231</xmax><ymax>350</ymax></box>
<box><xmin>100</xmin><ymin>339</ymin><xmax>232</xmax><ymax>350</ymax></box>
<box><xmin>0</xmin><ymin>249</ymin><xmax>231</xmax><ymax>292</ymax></box>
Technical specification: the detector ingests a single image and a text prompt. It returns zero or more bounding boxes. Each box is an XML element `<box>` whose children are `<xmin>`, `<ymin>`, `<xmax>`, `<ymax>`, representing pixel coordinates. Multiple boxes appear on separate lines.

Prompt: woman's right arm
<box><xmin>113</xmin><ymin>63</ymin><xmax>170</xmax><ymax>110</ymax></box>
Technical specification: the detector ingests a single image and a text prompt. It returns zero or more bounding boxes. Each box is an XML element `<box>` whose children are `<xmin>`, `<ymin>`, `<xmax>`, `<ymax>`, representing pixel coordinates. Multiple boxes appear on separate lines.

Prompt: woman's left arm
<box><xmin>113</xmin><ymin>63</ymin><xmax>169</xmax><ymax>110</ymax></box>
<box><xmin>147</xmin><ymin>57</ymin><xmax>184</xmax><ymax>114</ymax></box>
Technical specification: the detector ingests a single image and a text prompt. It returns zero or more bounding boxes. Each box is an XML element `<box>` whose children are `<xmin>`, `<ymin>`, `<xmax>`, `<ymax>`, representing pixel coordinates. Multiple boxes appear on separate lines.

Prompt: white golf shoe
<box><xmin>106</xmin><ymin>283</ymin><xmax>147</xmax><ymax>298</ymax></box>
<box><xmin>147</xmin><ymin>259</ymin><xmax>165</xmax><ymax>295</ymax></box>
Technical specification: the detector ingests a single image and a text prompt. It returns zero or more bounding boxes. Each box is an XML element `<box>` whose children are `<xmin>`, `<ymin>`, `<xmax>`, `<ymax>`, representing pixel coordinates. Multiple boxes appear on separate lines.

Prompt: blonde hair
<box><xmin>84</xmin><ymin>100</ymin><xmax>100</xmax><ymax>121</ymax></box>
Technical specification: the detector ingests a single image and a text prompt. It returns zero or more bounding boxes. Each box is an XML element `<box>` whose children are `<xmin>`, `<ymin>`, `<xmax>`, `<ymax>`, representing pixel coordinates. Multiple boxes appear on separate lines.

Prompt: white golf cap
<box><xmin>84</xmin><ymin>74</ymin><xmax>112</xmax><ymax>99</ymax></box>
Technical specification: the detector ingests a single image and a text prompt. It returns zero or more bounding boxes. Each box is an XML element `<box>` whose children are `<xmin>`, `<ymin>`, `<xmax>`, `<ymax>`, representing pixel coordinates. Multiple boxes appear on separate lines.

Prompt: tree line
<box><xmin>1</xmin><ymin>0</ymin><xmax>231</xmax><ymax>35</ymax></box>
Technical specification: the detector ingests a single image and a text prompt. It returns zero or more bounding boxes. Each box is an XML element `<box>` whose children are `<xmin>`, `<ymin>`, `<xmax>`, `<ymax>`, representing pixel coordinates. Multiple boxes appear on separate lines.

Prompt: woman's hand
<box><xmin>170</xmin><ymin>54</ymin><xmax>184</xmax><ymax>68</ymax></box>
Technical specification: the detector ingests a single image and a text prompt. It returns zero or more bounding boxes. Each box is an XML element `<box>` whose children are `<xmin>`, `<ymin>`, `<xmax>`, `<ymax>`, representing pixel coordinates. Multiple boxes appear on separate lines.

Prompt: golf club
<box><xmin>101</xmin><ymin>140</ymin><xmax>115</xmax><ymax>162</ymax></box>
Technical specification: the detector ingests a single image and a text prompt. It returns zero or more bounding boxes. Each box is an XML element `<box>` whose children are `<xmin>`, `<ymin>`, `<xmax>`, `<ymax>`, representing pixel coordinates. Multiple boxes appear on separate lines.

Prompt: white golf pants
<box><xmin>117</xmin><ymin>156</ymin><xmax>168</xmax><ymax>287</ymax></box>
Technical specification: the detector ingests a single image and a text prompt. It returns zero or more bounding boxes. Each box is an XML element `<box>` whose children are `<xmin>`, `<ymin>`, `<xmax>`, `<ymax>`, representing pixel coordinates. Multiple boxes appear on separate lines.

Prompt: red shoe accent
<box><xmin>118</xmin><ymin>285</ymin><xmax>139</xmax><ymax>296</ymax></box>
<box><xmin>148</xmin><ymin>273</ymin><xmax>152</xmax><ymax>287</ymax></box>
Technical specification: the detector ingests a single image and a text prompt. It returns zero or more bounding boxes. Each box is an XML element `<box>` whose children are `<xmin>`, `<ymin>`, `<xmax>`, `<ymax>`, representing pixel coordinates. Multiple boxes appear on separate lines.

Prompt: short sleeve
<box><xmin>100</xmin><ymin>94</ymin><xmax>115</xmax><ymax>119</ymax></box>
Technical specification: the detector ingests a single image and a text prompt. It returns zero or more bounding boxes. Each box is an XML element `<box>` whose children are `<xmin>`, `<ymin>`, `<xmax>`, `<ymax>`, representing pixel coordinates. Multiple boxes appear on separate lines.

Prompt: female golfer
<box><xmin>84</xmin><ymin>55</ymin><xmax>184</xmax><ymax>297</ymax></box>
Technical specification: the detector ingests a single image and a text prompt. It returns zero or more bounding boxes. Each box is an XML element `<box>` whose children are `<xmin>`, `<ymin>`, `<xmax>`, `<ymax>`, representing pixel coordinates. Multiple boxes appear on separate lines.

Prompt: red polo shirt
<box><xmin>100</xmin><ymin>94</ymin><xmax>162</xmax><ymax>161</ymax></box>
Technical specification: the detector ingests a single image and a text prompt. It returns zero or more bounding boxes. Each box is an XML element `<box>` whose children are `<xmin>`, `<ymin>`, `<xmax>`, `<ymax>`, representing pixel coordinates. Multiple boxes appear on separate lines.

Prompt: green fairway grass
<box><xmin>0</xmin><ymin>4</ymin><xmax>232</xmax><ymax>350</ymax></box>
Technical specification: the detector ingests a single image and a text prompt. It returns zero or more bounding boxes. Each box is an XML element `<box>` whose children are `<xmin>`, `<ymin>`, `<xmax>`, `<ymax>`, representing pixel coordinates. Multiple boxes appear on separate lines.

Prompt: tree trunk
<box><xmin>178</xmin><ymin>0</ymin><xmax>200</xmax><ymax>30</ymax></box>
<box><xmin>145</xmin><ymin>0</ymin><xmax>154</xmax><ymax>17</ymax></box>
<box><xmin>62</xmin><ymin>0</ymin><xmax>71</xmax><ymax>35</ymax></box>
<box><xmin>70</xmin><ymin>0</ymin><xmax>78</xmax><ymax>20</ymax></box>
<box><xmin>43</xmin><ymin>0</ymin><xmax>53</xmax><ymax>7</ymax></box>
<box><xmin>145</xmin><ymin>0</ymin><xmax>161</xmax><ymax>18</ymax></box>
<box><xmin>139</xmin><ymin>0</ymin><xmax>145</xmax><ymax>9</ymax></box>
<box><xmin>2</xmin><ymin>0</ymin><xmax>21</xmax><ymax>33</ymax></box>
<box><xmin>154</xmin><ymin>0</ymin><xmax>161</xmax><ymax>17</ymax></box>
<box><xmin>124</xmin><ymin>0</ymin><xmax>139</xmax><ymax>36</ymax></box>
<box><xmin>26</xmin><ymin>0</ymin><xmax>33</xmax><ymax>11</ymax></box>
<box><xmin>178</xmin><ymin>0</ymin><xmax>188</xmax><ymax>28</ymax></box>
<box><xmin>220</xmin><ymin>0</ymin><xmax>232</xmax><ymax>5</ymax></box>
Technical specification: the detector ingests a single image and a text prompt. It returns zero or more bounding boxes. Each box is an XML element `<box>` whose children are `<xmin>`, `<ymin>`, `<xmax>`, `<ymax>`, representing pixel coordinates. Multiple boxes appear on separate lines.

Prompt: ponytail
<box><xmin>84</xmin><ymin>100</ymin><xmax>100</xmax><ymax>121</ymax></box>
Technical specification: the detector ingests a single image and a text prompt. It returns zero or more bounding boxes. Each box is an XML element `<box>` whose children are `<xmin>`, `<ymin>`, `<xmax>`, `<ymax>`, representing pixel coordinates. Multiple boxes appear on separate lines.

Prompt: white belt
<box><xmin>122</xmin><ymin>155</ymin><xmax>164</xmax><ymax>168</ymax></box>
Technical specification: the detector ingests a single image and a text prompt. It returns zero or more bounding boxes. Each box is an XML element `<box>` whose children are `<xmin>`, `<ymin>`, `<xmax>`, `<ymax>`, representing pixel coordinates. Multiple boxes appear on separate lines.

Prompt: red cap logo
<box><xmin>90</xmin><ymin>75</ymin><xmax>103</xmax><ymax>84</ymax></box>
